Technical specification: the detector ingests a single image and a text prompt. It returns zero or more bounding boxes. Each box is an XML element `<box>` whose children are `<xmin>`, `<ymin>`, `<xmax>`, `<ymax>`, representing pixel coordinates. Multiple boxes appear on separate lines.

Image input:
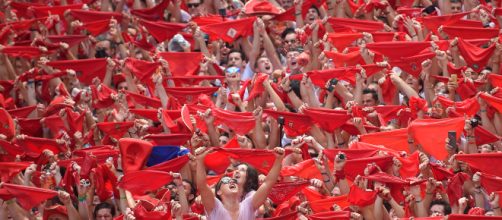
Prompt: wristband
<box><xmin>6</xmin><ymin>200</ymin><xmax>15</xmax><ymax>205</ymax></box>
<box><xmin>494</xmin><ymin>206</ymin><xmax>500</xmax><ymax>210</ymax></box>
<box><xmin>78</xmin><ymin>195</ymin><xmax>87</xmax><ymax>202</ymax></box>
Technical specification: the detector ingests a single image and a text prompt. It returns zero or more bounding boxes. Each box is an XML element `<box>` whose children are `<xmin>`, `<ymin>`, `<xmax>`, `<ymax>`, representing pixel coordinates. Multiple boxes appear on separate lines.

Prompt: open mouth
<box><xmin>229</xmin><ymin>183</ymin><xmax>237</xmax><ymax>189</ymax></box>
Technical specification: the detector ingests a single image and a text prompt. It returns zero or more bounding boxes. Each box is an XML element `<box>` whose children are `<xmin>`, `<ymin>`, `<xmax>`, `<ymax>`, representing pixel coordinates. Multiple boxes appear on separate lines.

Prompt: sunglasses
<box><xmin>220</xmin><ymin>177</ymin><xmax>237</xmax><ymax>185</ymax></box>
<box><xmin>187</xmin><ymin>3</ymin><xmax>200</xmax><ymax>8</ymax></box>
<box><xmin>225</xmin><ymin>67</ymin><xmax>240</xmax><ymax>75</ymax></box>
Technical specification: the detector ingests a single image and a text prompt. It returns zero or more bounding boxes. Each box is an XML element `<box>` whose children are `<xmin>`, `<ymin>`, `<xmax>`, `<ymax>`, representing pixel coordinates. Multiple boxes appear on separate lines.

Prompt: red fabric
<box><xmin>118</xmin><ymin>170</ymin><xmax>173</xmax><ymax>195</ymax></box>
<box><xmin>258</xmin><ymin>211</ymin><xmax>298</xmax><ymax>220</ymax></box>
<box><xmin>0</xmin><ymin>162</ymin><xmax>32</xmax><ymax>182</ymax></box>
<box><xmin>144</xmin><ymin>134</ymin><xmax>191</xmax><ymax>146</ymax></box>
<box><xmin>200</xmin><ymin>17</ymin><xmax>257</xmax><ymax>43</ymax></box>
<box><xmin>479</xmin><ymin>172</ymin><xmax>502</xmax><ymax>193</ymax></box>
<box><xmin>308</xmin><ymin>195</ymin><xmax>350</xmax><ymax>213</ymax></box>
<box><xmin>409</xmin><ymin>117</ymin><xmax>465</xmax><ymax>160</ymax></box>
<box><xmin>348</xmin><ymin>185</ymin><xmax>377</xmax><ymax>207</ymax></box>
<box><xmin>280</xmin><ymin>159</ymin><xmax>321</xmax><ymax>179</ymax></box>
<box><xmin>146</xmin><ymin>155</ymin><xmax>189</xmax><ymax>172</ymax></box>
<box><xmin>2</xmin><ymin>183</ymin><xmax>58</xmax><ymax>210</ymax></box>
<box><xmin>244</xmin><ymin>0</ymin><xmax>281</xmax><ymax>15</ymax></box>
<box><xmin>447</xmin><ymin>214</ymin><xmax>502</xmax><ymax>219</ymax></box>
<box><xmin>1</xmin><ymin>46</ymin><xmax>44</xmax><ymax>58</ymax></box>
<box><xmin>134</xmin><ymin>203</ymin><xmax>172</xmax><ymax>220</ymax></box>
<box><xmin>43</xmin><ymin>205</ymin><xmax>68</xmax><ymax>220</ymax></box>
<box><xmin>130</xmin><ymin>109</ymin><xmax>173</xmax><ymax>121</ymax></box>
<box><xmin>274</xmin><ymin>0</ymin><xmax>325</xmax><ymax>21</ymax></box>
<box><xmin>97</xmin><ymin>122</ymin><xmax>134</xmax><ymax>140</ymax></box>
<box><xmin>359</xmin><ymin>128</ymin><xmax>409</xmax><ymax>153</ymax></box>
<box><xmin>366</xmin><ymin>41</ymin><xmax>431</xmax><ymax>60</ymax></box>
<box><xmin>130</xmin><ymin>0</ymin><xmax>171</xmax><ymax>20</ymax></box>
<box><xmin>326</xmin><ymin>32</ymin><xmax>363</xmax><ymax>51</ymax></box>
<box><xmin>323</xmin><ymin>148</ymin><xmax>378</xmax><ymax>161</ymax></box>
<box><xmin>434</xmin><ymin>96</ymin><xmax>480</xmax><ymax>117</ymax></box>
<box><xmin>164</xmin><ymin>87</ymin><xmax>218</xmax><ymax>106</ymax></box>
<box><xmin>32</xmin><ymin>4</ymin><xmax>83</xmax><ymax>18</ymax></box>
<box><xmin>211</xmin><ymin>108</ymin><xmax>255</xmax><ymax>135</ymax></box>
<box><xmin>327</xmin><ymin>17</ymin><xmax>384</xmax><ymax>32</ymax></box>
<box><xmin>125</xmin><ymin>91</ymin><xmax>163</xmax><ymax>109</ymax></box>
<box><xmin>0</xmin><ymin>108</ymin><xmax>15</xmax><ymax>140</ymax></box>
<box><xmin>80</xmin><ymin>19</ymin><xmax>111</xmax><ymax>36</ymax></box>
<box><xmin>168</xmin><ymin>75</ymin><xmax>225</xmax><ymax>86</ymax></box>
<box><xmin>268</xmin><ymin>180</ymin><xmax>309</xmax><ymax>204</ymax></box>
<box><xmin>124</xmin><ymin>58</ymin><xmax>161</xmax><ymax>81</ymax></box>
<box><xmin>70</xmin><ymin>9</ymin><xmax>123</xmax><ymax>22</ymax></box>
<box><xmin>47</xmin><ymin>58</ymin><xmax>107</xmax><ymax>85</ymax></box>
<box><xmin>139</xmin><ymin>20</ymin><xmax>186</xmax><ymax>42</ymax></box>
<box><xmin>7</xmin><ymin>105</ymin><xmax>36</xmax><ymax>118</ymax></box>
<box><xmin>429</xmin><ymin>162</ymin><xmax>454</xmax><ymax>181</ymax></box>
<box><xmin>157</xmin><ymin>52</ymin><xmax>203</xmax><ymax>77</ymax></box>
<box><xmin>246</xmin><ymin>73</ymin><xmax>268</xmax><ymax>101</ymax></box>
<box><xmin>290</xmin><ymin>65</ymin><xmax>385</xmax><ymax>86</ymax></box>
<box><xmin>15</xmin><ymin>136</ymin><xmax>64</xmax><ymax>158</ymax></box>
<box><xmin>474</xmin><ymin>126</ymin><xmax>500</xmax><ymax>145</ymax></box>
<box><xmin>343</xmin><ymin>155</ymin><xmax>394</xmax><ymax>180</ymax></box>
<box><xmin>390</xmin><ymin>52</ymin><xmax>436</xmax><ymax>78</ymax></box>
<box><xmin>446</xmin><ymin>172</ymin><xmax>472</xmax><ymax>205</ymax></box>
<box><xmin>309</xmin><ymin>211</ymin><xmax>350</xmax><ymax>219</ymax></box>
<box><xmin>456</xmin><ymin>153</ymin><xmax>502</xmax><ymax>177</ymax></box>
<box><xmin>212</xmin><ymin>148</ymin><xmax>287</xmax><ymax>174</ymax></box>
<box><xmin>488</xmin><ymin>74</ymin><xmax>502</xmax><ymax>88</ymax></box>
<box><xmin>303</xmin><ymin>108</ymin><xmax>351</xmax><ymax>132</ymax></box>
<box><xmin>457</xmin><ymin>38</ymin><xmax>496</xmax><ymax>70</ymax></box>
<box><xmin>422</xmin><ymin>12</ymin><xmax>470</xmax><ymax>33</ymax></box>
<box><xmin>119</xmin><ymin>138</ymin><xmax>153</xmax><ymax>174</ymax></box>
<box><xmin>442</xmin><ymin>26</ymin><xmax>499</xmax><ymax>40</ymax></box>
<box><xmin>263</xmin><ymin>109</ymin><xmax>312</xmax><ymax>137</ymax></box>
<box><xmin>203</xmin><ymin>138</ymin><xmax>239</xmax><ymax>174</ymax></box>
<box><xmin>324</xmin><ymin>50</ymin><xmax>365</xmax><ymax>67</ymax></box>
<box><xmin>480</xmin><ymin>92</ymin><xmax>502</xmax><ymax>113</ymax></box>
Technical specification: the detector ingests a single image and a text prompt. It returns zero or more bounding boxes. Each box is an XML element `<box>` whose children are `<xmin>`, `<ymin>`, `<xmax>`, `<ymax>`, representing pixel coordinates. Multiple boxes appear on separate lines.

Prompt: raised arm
<box><xmin>194</xmin><ymin>148</ymin><xmax>216</xmax><ymax>213</ymax></box>
<box><xmin>252</xmin><ymin>147</ymin><xmax>285</xmax><ymax>209</ymax></box>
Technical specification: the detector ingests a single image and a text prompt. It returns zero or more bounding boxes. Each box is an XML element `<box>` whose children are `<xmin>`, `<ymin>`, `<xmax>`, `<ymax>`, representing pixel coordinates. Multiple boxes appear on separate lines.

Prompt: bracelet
<box><xmin>415</xmin><ymin>199</ymin><xmax>422</xmax><ymax>203</ymax></box>
<box><xmin>295</xmin><ymin>12</ymin><xmax>301</xmax><ymax>16</ymax></box>
<box><xmin>321</xmin><ymin>172</ymin><xmax>329</xmax><ymax>176</ymax></box>
<box><xmin>426</xmin><ymin>191</ymin><xmax>434</xmax><ymax>195</ymax></box>
<box><xmin>6</xmin><ymin>200</ymin><xmax>14</xmax><ymax>205</ymax></box>
<box><xmin>323</xmin><ymin>179</ymin><xmax>331</xmax><ymax>183</ymax></box>
<box><xmin>78</xmin><ymin>195</ymin><xmax>87</xmax><ymax>202</ymax></box>
<box><xmin>480</xmin><ymin>109</ymin><xmax>487</xmax><ymax>113</ymax></box>
<box><xmin>337</xmin><ymin>142</ymin><xmax>345</xmax><ymax>146</ymax></box>
<box><xmin>494</xmin><ymin>206</ymin><xmax>500</xmax><ymax>210</ymax></box>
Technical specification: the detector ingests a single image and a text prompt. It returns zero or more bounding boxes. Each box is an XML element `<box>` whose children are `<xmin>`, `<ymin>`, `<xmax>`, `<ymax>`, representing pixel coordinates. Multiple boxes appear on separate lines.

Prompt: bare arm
<box><xmin>252</xmin><ymin>148</ymin><xmax>285</xmax><ymax>209</ymax></box>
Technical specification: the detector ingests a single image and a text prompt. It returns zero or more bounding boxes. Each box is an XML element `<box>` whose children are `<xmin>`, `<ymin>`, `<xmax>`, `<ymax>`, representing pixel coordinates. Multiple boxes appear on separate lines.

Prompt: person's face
<box><xmin>182</xmin><ymin>181</ymin><xmax>195</xmax><ymax>201</ymax></box>
<box><xmin>96</xmin><ymin>208</ymin><xmax>113</xmax><ymax>220</ymax></box>
<box><xmin>480</xmin><ymin>144</ymin><xmax>494</xmax><ymax>153</ymax></box>
<box><xmin>434</xmin><ymin>82</ymin><xmax>446</xmax><ymax>95</ymax></box>
<box><xmin>228</xmin><ymin>52</ymin><xmax>244</xmax><ymax>68</ymax></box>
<box><xmin>306</xmin><ymin>8</ymin><xmax>319</xmax><ymax>24</ymax></box>
<box><xmin>117</xmin><ymin>81</ymin><xmax>128</xmax><ymax>91</ymax></box>
<box><xmin>96</xmin><ymin>41</ymin><xmax>112</xmax><ymax>57</ymax></box>
<box><xmin>283</xmin><ymin>33</ymin><xmax>298</xmax><ymax>50</ymax></box>
<box><xmin>186</xmin><ymin>0</ymin><xmax>202</xmax><ymax>15</ymax></box>
<box><xmin>286</xmin><ymin>51</ymin><xmax>300</xmax><ymax>70</ymax></box>
<box><xmin>362</xmin><ymin>93</ymin><xmax>377</xmax><ymax>107</ymax></box>
<box><xmin>430</xmin><ymin>204</ymin><xmax>446</xmax><ymax>216</ymax></box>
<box><xmin>219</xmin><ymin>135</ymin><xmax>229</xmax><ymax>145</ymax></box>
<box><xmin>257</xmin><ymin>57</ymin><xmax>273</xmax><ymax>74</ymax></box>
<box><xmin>279</xmin><ymin>0</ymin><xmax>294</xmax><ymax>9</ymax></box>
<box><xmin>217</xmin><ymin>177</ymin><xmax>239</xmax><ymax>197</ymax></box>
<box><xmin>450</xmin><ymin>2</ymin><xmax>462</xmax><ymax>14</ymax></box>
<box><xmin>233</xmin><ymin>164</ymin><xmax>248</xmax><ymax>187</ymax></box>
<box><xmin>405</xmin><ymin>75</ymin><xmax>421</xmax><ymax>93</ymax></box>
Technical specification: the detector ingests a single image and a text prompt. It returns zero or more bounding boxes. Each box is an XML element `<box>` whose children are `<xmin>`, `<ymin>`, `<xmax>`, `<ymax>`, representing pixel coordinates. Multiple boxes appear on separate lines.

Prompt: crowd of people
<box><xmin>0</xmin><ymin>0</ymin><xmax>502</xmax><ymax>219</ymax></box>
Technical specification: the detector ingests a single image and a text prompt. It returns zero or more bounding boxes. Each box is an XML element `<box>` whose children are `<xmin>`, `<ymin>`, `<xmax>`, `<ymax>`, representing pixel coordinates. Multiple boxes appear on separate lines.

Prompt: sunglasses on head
<box><xmin>220</xmin><ymin>177</ymin><xmax>237</xmax><ymax>185</ymax></box>
<box><xmin>187</xmin><ymin>2</ymin><xmax>200</xmax><ymax>8</ymax></box>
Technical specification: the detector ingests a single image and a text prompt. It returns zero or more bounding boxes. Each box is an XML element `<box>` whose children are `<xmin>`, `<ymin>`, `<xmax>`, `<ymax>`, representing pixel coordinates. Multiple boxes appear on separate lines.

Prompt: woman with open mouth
<box><xmin>194</xmin><ymin>147</ymin><xmax>285</xmax><ymax>220</ymax></box>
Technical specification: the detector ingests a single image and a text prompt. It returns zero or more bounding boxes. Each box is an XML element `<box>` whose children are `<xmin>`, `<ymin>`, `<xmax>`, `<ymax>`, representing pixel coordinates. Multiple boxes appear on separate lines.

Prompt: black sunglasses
<box><xmin>187</xmin><ymin>3</ymin><xmax>200</xmax><ymax>8</ymax></box>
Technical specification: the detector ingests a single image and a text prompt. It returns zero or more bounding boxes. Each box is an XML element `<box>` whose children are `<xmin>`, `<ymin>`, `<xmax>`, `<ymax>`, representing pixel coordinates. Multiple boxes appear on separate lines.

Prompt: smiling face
<box><xmin>305</xmin><ymin>7</ymin><xmax>320</xmax><ymax>24</ymax></box>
